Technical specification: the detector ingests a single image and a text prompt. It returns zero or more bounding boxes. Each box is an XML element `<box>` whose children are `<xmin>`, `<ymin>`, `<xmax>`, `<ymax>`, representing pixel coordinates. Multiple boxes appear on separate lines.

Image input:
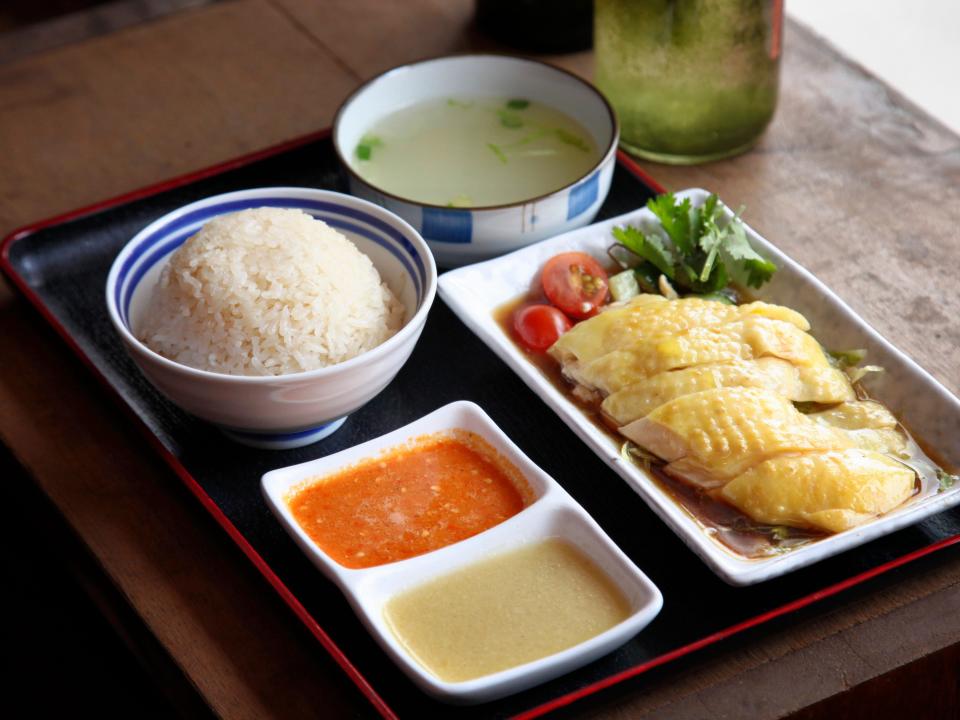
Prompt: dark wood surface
<box><xmin>1</xmin><ymin>2</ymin><xmax>957</xmax><ymax>718</ymax></box>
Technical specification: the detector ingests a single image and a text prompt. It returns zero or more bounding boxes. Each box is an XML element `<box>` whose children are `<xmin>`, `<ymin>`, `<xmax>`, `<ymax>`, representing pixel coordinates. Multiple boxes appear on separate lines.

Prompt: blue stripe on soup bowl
<box><xmin>105</xmin><ymin>187</ymin><xmax>437</xmax><ymax>449</ymax></box>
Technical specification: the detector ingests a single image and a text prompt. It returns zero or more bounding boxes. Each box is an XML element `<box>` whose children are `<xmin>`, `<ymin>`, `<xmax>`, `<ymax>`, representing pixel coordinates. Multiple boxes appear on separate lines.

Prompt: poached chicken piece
<box><xmin>547</xmin><ymin>296</ymin><xmax>916</xmax><ymax>536</ymax></box>
<box><xmin>721</xmin><ymin>450</ymin><xmax>915</xmax><ymax>533</ymax></box>
<box><xmin>619</xmin><ymin>387</ymin><xmax>855</xmax><ymax>489</ymax></box>
<box><xmin>601</xmin><ymin>358</ymin><xmax>854</xmax><ymax>426</ymax></box>
<box><xmin>550</xmin><ymin>294</ymin><xmax>809</xmax><ymax>368</ymax></box>
<box><xmin>563</xmin><ymin>315</ymin><xmax>847</xmax><ymax>396</ymax></box>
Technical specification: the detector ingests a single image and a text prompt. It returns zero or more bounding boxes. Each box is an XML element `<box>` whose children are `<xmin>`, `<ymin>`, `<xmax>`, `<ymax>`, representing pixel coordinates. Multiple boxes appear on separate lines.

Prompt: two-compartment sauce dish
<box><xmin>261</xmin><ymin>400</ymin><xmax>662</xmax><ymax>703</ymax></box>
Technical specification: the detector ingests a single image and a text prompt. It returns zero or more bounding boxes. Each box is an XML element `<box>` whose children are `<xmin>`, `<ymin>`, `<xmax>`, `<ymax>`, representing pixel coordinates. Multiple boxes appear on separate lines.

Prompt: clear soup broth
<box><xmin>350</xmin><ymin>97</ymin><xmax>601</xmax><ymax>207</ymax></box>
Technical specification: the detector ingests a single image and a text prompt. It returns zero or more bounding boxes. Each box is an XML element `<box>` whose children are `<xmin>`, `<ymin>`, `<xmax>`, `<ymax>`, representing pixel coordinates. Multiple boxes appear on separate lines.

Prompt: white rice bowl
<box><xmin>137</xmin><ymin>207</ymin><xmax>405</xmax><ymax>376</ymax></box>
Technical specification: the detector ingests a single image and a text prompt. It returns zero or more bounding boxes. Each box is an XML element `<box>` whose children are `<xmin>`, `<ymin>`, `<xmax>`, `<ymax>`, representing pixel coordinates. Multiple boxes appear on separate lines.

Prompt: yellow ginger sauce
<box><xmin>383</xmin><ymin>538</ymin><xmax>630</xmax><ymax>682</ymax></box>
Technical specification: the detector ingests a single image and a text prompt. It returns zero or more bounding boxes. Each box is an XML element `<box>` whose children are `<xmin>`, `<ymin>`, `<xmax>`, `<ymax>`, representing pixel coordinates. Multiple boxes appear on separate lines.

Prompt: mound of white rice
<box><xmin>137</xmin><ymin>207</ymin><xmax>405</xmax><ymax>376</ymax></box>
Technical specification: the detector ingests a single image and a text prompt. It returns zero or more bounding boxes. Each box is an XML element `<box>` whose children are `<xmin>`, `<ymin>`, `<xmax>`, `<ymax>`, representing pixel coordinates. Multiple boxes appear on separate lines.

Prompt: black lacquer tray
<box><xmin>4</xmin><ymin>130</ymin><xmax>958</xmax><ymax>719</ymax></box>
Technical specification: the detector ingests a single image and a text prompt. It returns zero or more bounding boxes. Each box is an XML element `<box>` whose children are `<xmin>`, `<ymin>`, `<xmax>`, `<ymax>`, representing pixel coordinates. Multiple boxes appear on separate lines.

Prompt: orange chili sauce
<box><xmin>287</xmin><ymin>431</ymin><xmax>533</xmax><ymax>569</ymax></box>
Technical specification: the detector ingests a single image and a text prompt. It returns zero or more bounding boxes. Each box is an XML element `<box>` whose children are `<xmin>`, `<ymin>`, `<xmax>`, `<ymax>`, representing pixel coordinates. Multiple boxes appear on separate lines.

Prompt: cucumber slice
<box><xmin>610</xmin><ymin>269</ymin><xmax>641</xmax><ymax>302</ymax></box>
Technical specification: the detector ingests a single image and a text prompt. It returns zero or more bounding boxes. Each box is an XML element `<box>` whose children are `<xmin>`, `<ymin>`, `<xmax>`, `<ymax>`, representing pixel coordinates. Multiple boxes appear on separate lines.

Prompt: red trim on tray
<box><xmin>0</xmin><ymin>126</ymin><xmax>398</xmax><ymax>720</ymax></box>
<box><xmin>2</xmin><ymin>128</ymin><xmax>957</xmax><ymax>720</ymax></box>
<box><xmin>615</xmin><ymin>150</ymin><xmax>667</xmax><ymax>195</ymax></box>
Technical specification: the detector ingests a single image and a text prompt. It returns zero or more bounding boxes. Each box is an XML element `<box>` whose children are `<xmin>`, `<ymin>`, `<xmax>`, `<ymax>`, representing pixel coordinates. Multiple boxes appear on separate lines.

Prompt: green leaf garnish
<box><xmin>355</xmin><ymin>134</ymin><xmax>382</xmax><ymax>161</ymax></box>
<box><xmin>606</xmin><ymin>244</ymin><xmax>663</xmax><ymax>294</ymax></box>
<box><xmin>446</xmin><ymin>194</ymin><xmax>473</xmax><ymax>208</ymax></box>
<box><xmin>635</xmin><ymin>264</ymin><xmax>660</xmax><ymax>293</ymax></box>
<box><xmin>697</xmin><ymin>212</ymin><xmax>725</xmax><ymax>283</ymax></box>
<box><xmin>497</xmin><ymin>109</ymin><xmax>524</xmax><ymax>129</ymax></box>
<box><xmin>647</xmin><ymin>193</ymin><xmax>695</xmax><ymax>255</ymax></box>
<box><xmin>506</xmin><ymin>98</ymin><xmax>530</xmax><ymax>110</ymax></box>
<box><xmin>829</xmin><ymin>349</ymin><xmax>868</xmax><ymax>369</ymax></box>
<box><xmin>505</xmin><ymin>128</ymin><xmax>549</xmax><ymax>148</ymax></box>
<box><xmin>718</xmin><ymin>217</ymin><xmax>777</xmax><ymax>289</ymax></box>
<box><xmin>487</xmin><ymin>142</ymin><xmax>508</xmax><ymax>164</ymax></box>
<box><xmin>937</xmin><ymin>468</ymin><xmax>958</xmax><ymax>492</ymax></box>
<box><xmin>611</xmin><ymin>193</ymin><xmax>777</xmax><ymax>296</ymax></box>
<box><xmin>612</xmin><ymin>226</ymin><xmax>675</xmax><ymax>277</ymax></box>
<box><xmin>620</xmin><ymin>440</ymin><xmax>657</xmax><ymax>470</ymax></box>
<box><xmin>554</xmin><ymin>128</ymin><xmax>590</xmax><ymax>152</ymax></box>
<box><xmin>695</xmin><ymin>290</ymin><xmax>737</xmax><ymax>305</ymax></box>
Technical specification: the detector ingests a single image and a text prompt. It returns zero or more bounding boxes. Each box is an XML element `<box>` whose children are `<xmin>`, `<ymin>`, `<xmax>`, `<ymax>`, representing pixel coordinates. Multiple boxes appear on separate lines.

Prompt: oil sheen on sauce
<box><xmin>383</xmin><ymin>538</ymin><xmax>631</xmax><ymax>682</ymax></box>
<box><xmin>287</xmin><ymin>430</ymin><xmax>532</xmax><ymax>569</ymax></box>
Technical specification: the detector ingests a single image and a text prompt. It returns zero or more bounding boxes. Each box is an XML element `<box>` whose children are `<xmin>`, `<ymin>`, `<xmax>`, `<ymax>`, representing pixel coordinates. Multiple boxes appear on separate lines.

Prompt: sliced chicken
<box><xmin>549</xmin><ymin>295</ymin><xmax>809</xmax><ymax>369</ymax></box>
<box><xmin>571</xmin><ymin>316</ymin><xmax>832</xmax><ymax>395</ymax></box>
<box><xmin>619</xmin><ymin>387</ymin><xmax>853</xmax><ymax>488</ymax></box>
<box><xmin>601</xmin><ymin>358</ymin><xmax>853</xmax><ymax>426</ymax></box>
<box><xmin>737</xmin><ymin>301</ymin><xmax>810</xmax><ymax>330</ymax></box>
<box><xmin>807</xmin><ymin>400</ymin><xmax>898</xmax><ymax>430</ymax></box>
<box><xmin>793</xmin><ymin>366</ymin><xmax>857</xmax><ymax>404</ymax></box>
<box><xmin>542</xmin><ymin>289</ymin><xmax>914</xmax><ymax>537</ymax></box>
<box><xmin>720</xmin><ymin>449</ymin><xmax>916</xmax><ymax>533</ymax></box>
<box><xmin>549</xmin><ymin>294</ymin><xmax>723</xmax><ymax>368</ymax></box>
<box><xmin>808</xmin><ymin>400</ymin><xmax>907</xmax><ymax>457</ymax></box>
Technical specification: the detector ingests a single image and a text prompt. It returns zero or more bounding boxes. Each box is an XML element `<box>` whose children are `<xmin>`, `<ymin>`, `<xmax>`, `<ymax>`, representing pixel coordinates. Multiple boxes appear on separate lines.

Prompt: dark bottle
<box><xmin>475</xmin><ymin>0</ymin><xmax>594</xmax><ymax>54</ymax></box>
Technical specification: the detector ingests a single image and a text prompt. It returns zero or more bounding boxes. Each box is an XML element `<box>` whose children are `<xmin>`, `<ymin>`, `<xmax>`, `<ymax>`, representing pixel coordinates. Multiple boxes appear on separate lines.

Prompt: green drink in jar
<box><xmin>595</xmin><ymin>0</ymin><xmax>782</xmax><ymax>164</ymax></box>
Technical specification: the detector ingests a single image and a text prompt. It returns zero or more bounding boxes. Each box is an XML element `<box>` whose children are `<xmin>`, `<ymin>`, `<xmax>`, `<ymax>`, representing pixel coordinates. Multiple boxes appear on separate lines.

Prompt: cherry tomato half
<box><xmin>541</xmin><ymin>252</ymin><xmax>609</xmax><ymax>319</ymax></box>
<box><xmin>513</xmin><ymin>304</ymin><xmax>572</xmax><ymax>352</ymax></box>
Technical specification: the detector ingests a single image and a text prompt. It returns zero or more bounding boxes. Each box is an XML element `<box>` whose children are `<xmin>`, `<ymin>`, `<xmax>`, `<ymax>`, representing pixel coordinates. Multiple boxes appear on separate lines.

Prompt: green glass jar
<box><xmin>595</xmin><ymin>0</ymin><xmax>782</xmax><ymax>164</ymax></box>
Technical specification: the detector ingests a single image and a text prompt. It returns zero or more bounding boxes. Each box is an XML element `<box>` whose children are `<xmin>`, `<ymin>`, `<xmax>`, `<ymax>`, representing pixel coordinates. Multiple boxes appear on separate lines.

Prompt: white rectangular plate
<box><xmin>437</xmin><ymin>188</ymin><xmax>960</xmax><ymax>585</ymax></box>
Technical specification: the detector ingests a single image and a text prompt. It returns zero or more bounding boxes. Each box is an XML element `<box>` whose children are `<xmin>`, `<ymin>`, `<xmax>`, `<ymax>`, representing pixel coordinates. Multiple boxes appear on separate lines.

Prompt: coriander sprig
<box><xmin>611</xmin><ymin>193</ymin><xmax>776</xmax><ymax>294</ymax></box>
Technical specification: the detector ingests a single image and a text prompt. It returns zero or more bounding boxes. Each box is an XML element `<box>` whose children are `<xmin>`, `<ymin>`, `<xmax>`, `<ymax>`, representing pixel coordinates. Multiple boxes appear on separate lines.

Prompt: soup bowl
<box><xmin>105</xmin><ymin>187</ymin><xmax>437</xmax><ymax>450</ymax></box>
<box><xmin>334</xmin><ymin>54</ymin><xmax>619</xmax><ymax>268</ymax></box>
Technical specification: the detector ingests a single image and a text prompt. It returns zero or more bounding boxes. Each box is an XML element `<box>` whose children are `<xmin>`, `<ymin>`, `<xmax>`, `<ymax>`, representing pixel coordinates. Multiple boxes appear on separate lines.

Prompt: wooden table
<box><xmin>2</xmin><ymin>1</ymin><xmax>958</xmax><ymax>717</ymax></box>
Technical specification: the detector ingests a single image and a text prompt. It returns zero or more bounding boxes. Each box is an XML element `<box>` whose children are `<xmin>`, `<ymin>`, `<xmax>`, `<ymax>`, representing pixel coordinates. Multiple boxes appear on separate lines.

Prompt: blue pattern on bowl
<box><xmin>220</xmin><ymin>418</ymin><xmax>348</xmax><ymax>449</ymax></box>
<box><xmin>115</xmin><ymin>197</ymin><xmax>428</xmax><ymax>329</ymax></box>
<box><xmin>566</xmin><ymin>171</ymin><xmax>600</xmax><ymax>221</ymax></box>
<box><xmin>421</xmin><ymin>207</ymin><xmax>473</xmax><ymax>244</ymax></box>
